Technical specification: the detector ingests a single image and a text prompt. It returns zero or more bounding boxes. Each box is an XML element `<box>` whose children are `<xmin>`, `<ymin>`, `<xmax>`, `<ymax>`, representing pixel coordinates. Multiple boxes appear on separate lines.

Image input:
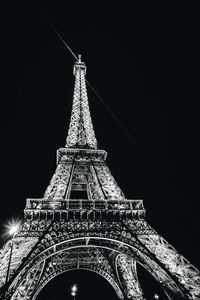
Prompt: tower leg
<box><xmin>10</xmin><ymin>261</ymin><xmax>45</xmax><ymax>300</ymax></box>
<box><xmin>116</xmin><ymin>254</ymin><xmax>144</xmax><ymax>300</ymax></box>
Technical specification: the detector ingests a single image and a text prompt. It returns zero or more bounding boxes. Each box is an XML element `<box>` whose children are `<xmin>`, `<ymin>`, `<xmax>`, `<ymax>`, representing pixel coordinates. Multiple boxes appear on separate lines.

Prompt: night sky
<box><xmin>0</xmin><ymin>3</ymin><xmax>199</xmax><ymax>299</ymax></box>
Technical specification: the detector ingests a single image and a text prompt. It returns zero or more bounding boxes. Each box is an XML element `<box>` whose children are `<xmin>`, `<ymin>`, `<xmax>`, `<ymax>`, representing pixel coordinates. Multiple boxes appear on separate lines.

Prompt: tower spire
<box><xmin>65</xmin><ymin>56</ymin><xmax>98</xmax><ymax>149</ymax></box>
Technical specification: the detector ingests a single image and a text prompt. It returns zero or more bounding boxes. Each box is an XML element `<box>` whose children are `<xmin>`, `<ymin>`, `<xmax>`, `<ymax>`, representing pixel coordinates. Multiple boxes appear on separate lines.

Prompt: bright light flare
<box><xmin>4</xmin><ymin>219</ymin><xmax>21</xmax><ymax>236</ymax></box>
<box><xmin>154</xmin><ymin>293</ymin><xmax>159</xmax><ymax>299</ymax></box>
<box><xmin>71</xmin><ymin>284</ymin><xmax>78</xmax><ymax>296</ymax></box>
<box><xmin>9</xmin><ymin>225</ymin><xmax>18</xmax><ymax>235</ymax></box>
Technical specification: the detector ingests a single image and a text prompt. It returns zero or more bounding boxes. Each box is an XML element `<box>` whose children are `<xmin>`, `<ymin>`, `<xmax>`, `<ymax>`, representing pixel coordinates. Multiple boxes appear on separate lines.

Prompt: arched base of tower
<box><xmin>36</xmin><ymin>269</ymin><xmax>120</xmax><ymax>300</ymax></box>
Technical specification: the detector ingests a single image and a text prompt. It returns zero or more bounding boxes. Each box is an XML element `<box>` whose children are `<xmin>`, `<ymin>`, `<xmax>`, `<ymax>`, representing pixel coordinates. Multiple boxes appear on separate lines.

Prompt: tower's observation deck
<box><xmin>25</xmin><ymin>199</ymin><xmax>145</xmax><ymax>220</ymax></box>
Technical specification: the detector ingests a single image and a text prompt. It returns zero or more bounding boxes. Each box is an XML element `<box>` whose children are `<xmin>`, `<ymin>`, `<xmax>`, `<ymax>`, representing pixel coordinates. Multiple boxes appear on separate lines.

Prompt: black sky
<box><xmin>0</xmin><ymin>2</ymin><xmax>199</xmax><ymax>299</ymax></box>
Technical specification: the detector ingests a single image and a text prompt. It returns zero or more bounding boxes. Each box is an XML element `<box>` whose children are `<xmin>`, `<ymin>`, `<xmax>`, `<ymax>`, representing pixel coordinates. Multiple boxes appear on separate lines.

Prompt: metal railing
<box><xmin>25</xmin><ymin>198</ymin><xmax>144</xmax><ymax>212</ymax></box>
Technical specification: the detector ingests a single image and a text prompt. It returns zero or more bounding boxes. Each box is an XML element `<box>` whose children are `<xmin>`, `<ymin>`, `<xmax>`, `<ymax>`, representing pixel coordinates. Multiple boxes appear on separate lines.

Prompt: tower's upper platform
<box><xmin>65</xmin><ymin>55</ymin><xmax>98</xmax><ymax>149</ymax></box>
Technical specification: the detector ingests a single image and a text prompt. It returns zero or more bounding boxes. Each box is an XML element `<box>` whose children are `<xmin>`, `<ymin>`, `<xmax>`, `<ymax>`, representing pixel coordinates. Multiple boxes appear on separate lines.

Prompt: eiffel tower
<box><xmin>0</xmin><ymin>55</ymin><xmax>199</xmax><ymax>300</ymax></box>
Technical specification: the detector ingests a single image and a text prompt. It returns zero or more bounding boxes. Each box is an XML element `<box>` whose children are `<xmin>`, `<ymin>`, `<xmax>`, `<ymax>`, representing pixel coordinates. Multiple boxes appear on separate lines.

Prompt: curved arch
<box><xmin>10</xmin><ymin>236</ymin><xmax>186</xmax><ymax>300</ymax></box>
<box><xmin>27</xmin><ymin>230</ymin><xmax>194</xmax><ymax>299</ymax></box>
<box><xmin>33</xmin><ymin>266</ymin><xmax>123</xmax><ymax>300</ymax></box>
<box><xmin>115</xmin><ymin>253</ymin><xmax>143</xmax><ymax>299</ymax></box>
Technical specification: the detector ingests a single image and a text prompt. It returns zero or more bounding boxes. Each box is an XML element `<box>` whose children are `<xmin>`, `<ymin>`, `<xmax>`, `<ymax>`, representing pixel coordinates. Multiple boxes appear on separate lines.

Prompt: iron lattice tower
<box><xmin>0</xmin><ymin>56</ymin><xmax>199</xmax><ymax>300</ymax></box>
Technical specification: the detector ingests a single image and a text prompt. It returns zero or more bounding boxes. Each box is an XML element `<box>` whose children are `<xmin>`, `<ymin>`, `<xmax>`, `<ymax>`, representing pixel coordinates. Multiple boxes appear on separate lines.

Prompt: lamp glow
<box><xmin>4</xmin><ymin>219</ymin><xmax>21</xmax><ymax>237</ymax></box>
<box><xmin>71</xmin><ymin>284</ymin><xmax>78</xmax><ymax>292</ymax></box>
<box><xmin>9</xmin><ymin>225</ymin><xmax>19</xmax><ymax>235</ymax></box>
<box><xmin>4</xmin><ymin>221</ymin><xmax>20</xmax><ymax>286</ymax></box>
<box><xmin>71</xmin><ymin>284</ymin><xmax>78</xmax><ymax>298</ymax></box>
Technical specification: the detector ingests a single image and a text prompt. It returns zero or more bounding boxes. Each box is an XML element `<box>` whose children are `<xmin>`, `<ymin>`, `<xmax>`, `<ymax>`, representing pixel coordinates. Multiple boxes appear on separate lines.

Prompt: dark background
<box><xmin>0</xmin><ymin>3</ymin><xmax>199</xmax><ymax>299</ymax></box>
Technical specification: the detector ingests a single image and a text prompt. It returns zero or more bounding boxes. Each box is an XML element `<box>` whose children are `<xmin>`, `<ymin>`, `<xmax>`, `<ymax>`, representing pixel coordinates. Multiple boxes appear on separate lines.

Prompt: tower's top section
<box><xmin>65</xmin><ymin>56</ymin><xmax>98</xmax><ymax>149</ymax></box>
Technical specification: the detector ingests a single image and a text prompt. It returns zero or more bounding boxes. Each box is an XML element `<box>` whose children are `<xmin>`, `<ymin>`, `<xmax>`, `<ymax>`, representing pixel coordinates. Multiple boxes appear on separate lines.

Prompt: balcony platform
<box><xmin>24</xmin><ymin>198</ymin><xmax>146</xmax><ymax>220</ymax></box>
